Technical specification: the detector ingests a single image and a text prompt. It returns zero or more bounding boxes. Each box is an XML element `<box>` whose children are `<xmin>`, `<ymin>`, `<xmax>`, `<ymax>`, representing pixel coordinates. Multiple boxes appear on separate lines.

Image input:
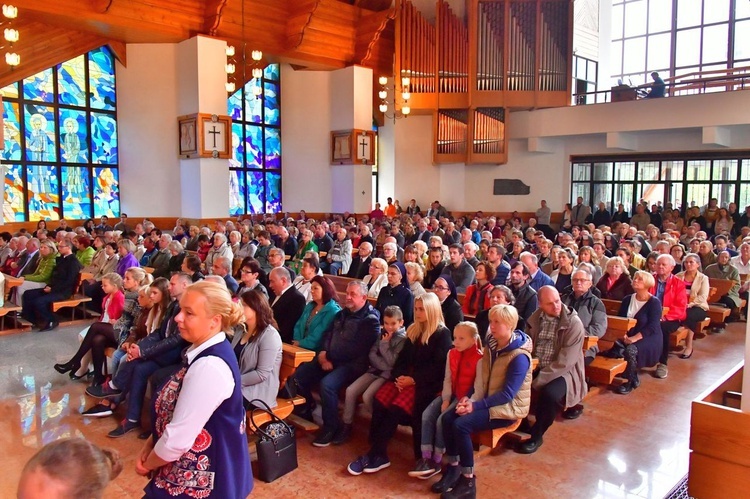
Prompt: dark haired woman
<box><xmin>293</xmin><ymin>275</ymin><xmax>341</xmax><ymax>351</ymax></box>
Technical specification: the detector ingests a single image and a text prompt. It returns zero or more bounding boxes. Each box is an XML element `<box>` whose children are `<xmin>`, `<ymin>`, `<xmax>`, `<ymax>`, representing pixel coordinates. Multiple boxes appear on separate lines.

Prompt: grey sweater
<box><xmin>367</xmin><ymin>327</ymin><xmax>406</xmax><ymax>379</ymax></box>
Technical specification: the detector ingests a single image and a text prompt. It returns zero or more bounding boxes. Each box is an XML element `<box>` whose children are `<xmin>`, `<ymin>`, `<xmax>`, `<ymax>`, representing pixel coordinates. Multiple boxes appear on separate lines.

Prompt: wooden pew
<box><xmin>51</xmin><ymin>274</ymin><xmax>93</xmax><ymax>321</ymax></box>
<box><xmin>706</xmin><ymin>277</ymin><xmax>741</xmax><ymax>324</ymax></box>
<box><xmin>0</xmin><ymin>274</ymin><xmax>29</xmax><ymax>334</ymax></box>
<box><xmin>586</xmin><ymin>316</ymin><xmax>636</xmax><ymax>386</ymax></box>
<box><xmin>671</xmin><ymin>317</ymin><xmax>711</xmax><ymax>348</ymax></box>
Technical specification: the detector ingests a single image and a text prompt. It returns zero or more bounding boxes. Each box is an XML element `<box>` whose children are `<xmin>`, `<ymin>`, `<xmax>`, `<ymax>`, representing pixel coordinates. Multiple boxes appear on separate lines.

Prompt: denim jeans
<box><xmin>420</xmin><ymin>396</ymin><xmax>457</xmax><ymax>455</ymax></box>
<box><xmin>293</xmin><ymin>360</ymin><xmax>362</xmax><ymax>431</ymax></box>
<box><xmin>442</xmin><ymin>406</ymin><xmax>514</xmax><ymax>472</ymax></box>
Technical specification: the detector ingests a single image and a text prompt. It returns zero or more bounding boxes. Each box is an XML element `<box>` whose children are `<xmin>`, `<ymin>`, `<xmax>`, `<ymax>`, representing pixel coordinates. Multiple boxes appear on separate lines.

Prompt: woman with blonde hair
<box><xmin>363</xmin><ymin>257</ymin><xmax>389</xmax><ymax>298</ymax></box>
<box><xmin>405</xmin><ymin>261</ymin><xmax>426</xmax><ymax>298</ymax></box>
<box><xmin>675</xmin><ymin>253</ymin><xmax>709</xmax><ymax>359</ymax></box>
<box><xmin>595</xmin><ymin>256</ymin><xmax>634</xmax><ymax>300</ymax></box>
<box><xmin>348</xmin><ymin>292</ymin><xmax>452</xmax><ymax>475</ymax></box>
<box><xmin>137</xmin><ymin>281</ymin><xmax>253</xmax><ymax>497</ymax></box>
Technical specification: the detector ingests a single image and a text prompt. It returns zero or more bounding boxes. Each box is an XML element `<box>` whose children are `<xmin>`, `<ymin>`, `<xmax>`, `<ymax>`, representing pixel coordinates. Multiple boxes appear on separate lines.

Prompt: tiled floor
<box><xmin>0</xmin><ymin>320</ymin><xmax>745</xmax><ymax>498</ymax></box>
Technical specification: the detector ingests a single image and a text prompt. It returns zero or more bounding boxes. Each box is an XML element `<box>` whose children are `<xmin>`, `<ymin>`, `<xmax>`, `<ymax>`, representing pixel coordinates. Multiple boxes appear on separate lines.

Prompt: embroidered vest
<box><xmin>448</xmin><ymin>347</ymin><xmax>483</xmax><ymax>400</ymax></box>
<box><xmin>145</xmin><ymin>339</ymin><xmax>253</xmax><ymax>499</ymax></box>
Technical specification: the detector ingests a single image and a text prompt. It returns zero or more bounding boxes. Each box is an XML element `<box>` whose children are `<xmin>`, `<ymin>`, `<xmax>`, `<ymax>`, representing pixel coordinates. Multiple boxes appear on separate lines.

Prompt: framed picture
<box><xmin>178</xmin><ymin>113</ymin><xmax>232</xmax><ymax>159</ymax></box>
<box><xmin>330</xmin><ymin>129</ymin><xmax>376</xmax><ymax>165</ymax></box>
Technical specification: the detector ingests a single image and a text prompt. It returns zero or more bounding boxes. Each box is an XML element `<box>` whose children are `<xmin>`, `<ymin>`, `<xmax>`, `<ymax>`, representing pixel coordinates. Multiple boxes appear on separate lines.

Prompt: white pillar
<box><xmin>176</xmin><ymin>36</ymin><xmax>230</xmax><ymax>219</ymax></box>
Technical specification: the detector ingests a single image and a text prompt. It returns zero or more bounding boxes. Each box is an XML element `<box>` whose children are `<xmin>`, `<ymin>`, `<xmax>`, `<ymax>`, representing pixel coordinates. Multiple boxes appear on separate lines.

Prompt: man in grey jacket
<box><xmin>441</xmin><ymin>244</ymin><xmax>475</xmax><ymax>293</ymax></box>
<box><xmin>518</xmin><ymin>286</ymin><xmax>586</xmax><ymax>454</ymax></box>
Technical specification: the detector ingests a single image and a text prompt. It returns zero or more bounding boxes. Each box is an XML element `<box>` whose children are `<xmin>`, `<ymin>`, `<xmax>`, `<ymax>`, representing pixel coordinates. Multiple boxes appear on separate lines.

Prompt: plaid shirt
<box><xmin>536</xmin><ymin>313</ymin><xmax>560</xmax><ymax>369</ymax></box>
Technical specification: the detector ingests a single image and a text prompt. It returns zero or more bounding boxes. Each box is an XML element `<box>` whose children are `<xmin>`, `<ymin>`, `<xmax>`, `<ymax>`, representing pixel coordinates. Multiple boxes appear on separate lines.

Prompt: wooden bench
<box><xmin>473</xmin><ymin>419</ymin><xmax>521</xmax><ymax>457</ymax></box>
<box><xmin>586</xmin><ymin>316</ymin><xmax>636</xmax><ymax>386</ymax></box>
<box><xmin>51</xmin><ymin>274</ymin><xmax>93</xmax><ymax>321</ymax></box>
<box><xmin>706</xmin><ymin>278</ymin><xmax>746</xmax><ymax>320</ymax></box>
<box><xmin>670</xmin><ymin>317</ymin><xmax>711</xmax><ymax>348</ymax></box>
<box><xmin>0</xmin><ymin>274</ymin><xmax>28</xmax><ymax>335</ymax></box>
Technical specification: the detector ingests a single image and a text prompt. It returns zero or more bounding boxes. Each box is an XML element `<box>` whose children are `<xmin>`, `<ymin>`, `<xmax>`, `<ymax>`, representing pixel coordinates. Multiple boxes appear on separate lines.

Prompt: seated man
<box><xmin>440</xmin><ymin>244</ymin><xmax>475</xmax><ymax>293</ymax></box>
<box><xmin>520</xmin><ymin>251</ymin><xmax>554</xmax><ymax>292</ymax></box>
<box><xmin>507</xmin><ymin>262</ymin><xmax>538</xmax><ymax>331</ymax></box>
<box><xmin>148</xmin><ymin>233</ymin><xmax>172</xmax><ymax>278</ymax></box>
<box><xmin>21</xmin><ymin>240</ymin><xmax>82</xmax><ymax>331</ymax></box>
<box><xmin>650</xmin><ymin>254</ymin><xmax>687</xmax><ymax>379</ymax></box>
<box><xmin>211</xmin><ymin>256</ymin><xmax>239</xmax><ymax>295</ymax></box>
<box><xmin>292</xmin><ymin>281</ymin><xmax>380</xmax><ymax>447</ymax></box>
<box><xmin>346</xmin><ymin>241</ymin><xmax>373</xmax><ymax>279</ymax></box>
<box><xmin>704</xmin><ymin>250</ymin><xmax>742</xmax><ymax>334</ymax></box>
<box><xmin>486</xmin><ymin>244</ymin><xmax>510</xmax><ymax>286</ymax></box>
<box><xmin>519</xmin><ymin>286</ymin><xmax>586</xmax><ymax>454</ymax></box>
<box><xmin>268</xmin><ymin>267</ymin><xmax>306</xmax><ymax>343</ymax></box>
<box><xmin>560</xmin><ymin>268</ymin><xmax>607</xmax><ymax>419</ymax></box>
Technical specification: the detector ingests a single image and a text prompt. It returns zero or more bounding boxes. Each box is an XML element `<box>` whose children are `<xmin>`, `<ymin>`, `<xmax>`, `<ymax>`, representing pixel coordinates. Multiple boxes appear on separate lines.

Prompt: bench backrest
<box><xmin>707</xmin><ymin>277</ymin><xmax>735</xmax><ymax>299</ymax></box>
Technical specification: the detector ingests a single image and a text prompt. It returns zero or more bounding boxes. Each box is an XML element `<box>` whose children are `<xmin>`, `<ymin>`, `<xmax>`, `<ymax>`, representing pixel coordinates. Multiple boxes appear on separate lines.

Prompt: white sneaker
<box><xmin>654</xmin><ymin>363</ymin><xmax>668</xmax><ymax>379</ymax></box>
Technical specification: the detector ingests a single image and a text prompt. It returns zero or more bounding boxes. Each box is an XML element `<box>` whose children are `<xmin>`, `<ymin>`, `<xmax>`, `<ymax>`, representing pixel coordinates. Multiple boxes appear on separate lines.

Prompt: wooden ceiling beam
<box><xmin>353</xmin><ymin>9</ymin><xmax>396</xmax><ymax>67</ymax></box>
<box><xmin>204</xmin><ymin>0</ymin><xmax>230</xmax><ymax>36</ymax></box>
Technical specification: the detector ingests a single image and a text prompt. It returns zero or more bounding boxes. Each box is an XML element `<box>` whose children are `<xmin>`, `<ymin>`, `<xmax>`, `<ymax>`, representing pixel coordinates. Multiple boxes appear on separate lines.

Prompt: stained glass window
<box><xmin>0</xmin><ymin>46</ymin><xmax>119</xmax><ymax>221</ymax></box>
<box><xmin>228</xmin><ymin>64</ymin><xmax>281</xmax><ymax>215</ymax></box>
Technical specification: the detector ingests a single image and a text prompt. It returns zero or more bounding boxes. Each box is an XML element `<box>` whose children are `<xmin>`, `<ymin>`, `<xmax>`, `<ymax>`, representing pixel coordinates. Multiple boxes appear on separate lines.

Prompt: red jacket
<box><xmin>449</xmin><ymin>346</ymin><xmax>483</xmax><ymax>400</ymax></box>
<box><xmin>462</xmin><ymin>281</ymin><xmax>493</xmax><ymax>316</ymax></box>
<box><xmin>649</xmin><ymin>274</ymin><xmax>687</xmax><ymax>322</ymax></box>
<box><xmin>101</xmin><ymin>290</ymin><xmax>125</xmax><ymax>323</ymax></box>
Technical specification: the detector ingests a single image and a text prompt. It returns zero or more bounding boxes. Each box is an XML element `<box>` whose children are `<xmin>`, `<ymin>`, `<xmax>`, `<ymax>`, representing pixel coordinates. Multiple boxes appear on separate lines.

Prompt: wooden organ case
<box><xmin>393</xmin><ymin>0</ymin><xmax>573</xmax><ymax>165</ymax></box>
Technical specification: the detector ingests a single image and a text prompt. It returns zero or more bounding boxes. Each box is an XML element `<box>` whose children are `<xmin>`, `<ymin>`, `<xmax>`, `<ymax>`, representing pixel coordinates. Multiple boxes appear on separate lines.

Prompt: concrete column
<box><xmin>176</xmin><ymin>36</ymin><xmax>230</xmax><ymax>219</ymax></box>
<box><xmin>329</xmin><ymin>66</ymin><xmax>373</xmax><ymax>214</ymax></box>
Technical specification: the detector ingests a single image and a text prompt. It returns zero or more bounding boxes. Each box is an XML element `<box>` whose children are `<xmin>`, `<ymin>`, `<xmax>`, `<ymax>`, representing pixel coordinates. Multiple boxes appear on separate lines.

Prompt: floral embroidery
<box><xmin>191</xmin><ymin>429</ymin><xmax>212</xmax><ymax>452</ymax></box>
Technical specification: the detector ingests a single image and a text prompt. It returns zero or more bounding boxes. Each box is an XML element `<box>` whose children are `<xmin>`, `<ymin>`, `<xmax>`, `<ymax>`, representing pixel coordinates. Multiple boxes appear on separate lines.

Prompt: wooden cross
<box><xmin>208</xmin><ymin>125</ymin><xmax>220</xmax><ymax>148</ymax></box>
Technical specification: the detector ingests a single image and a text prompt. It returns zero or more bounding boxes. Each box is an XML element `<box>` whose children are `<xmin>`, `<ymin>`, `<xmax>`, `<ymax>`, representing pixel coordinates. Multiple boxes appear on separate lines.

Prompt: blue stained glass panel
<box><xmin>265</xmin><ymin>172</ymin><xmax>281</xmax><ymax>213</ymax></box>
<box><xmin>264</xmin><ymin>128</ymin><xmax>281</xmax><ymax>168</ymax></box>
<box><xmin>26</xmin><ymin>165</ymin><xmax>60</xmax><ymax>221</ymax></box>
<box><xmin>264</xmin><ymin>64</ymin><xmax>280</xmax><ymax>81</ymax></box>
<box><xmin>2</xmin><ymin>82</ymin><xmax>18</xmax><ymax>99</ymax></box>
<box><xmin>263</xmin><ymin>82</ymin><xmax>280</xmax><ymax>125</ymax></box>
<box><xmin>90</xmin><ymin>112</ymin><xmax>118</xmax><ymax>164</ymax></box>
<box><xmin>22</xmin><ymin>69</ymin><xmax>54</xmax><ymax>103</ymax></box>
<box><xmin>230</xmin><ymin>123</ymin><xmax>243</xmax><ymax>168</ymax></box>
<box><xmin>89</xmin><ymin>47</ymin><xmax>116</xmax><ymax>111</ymax></box>
<box><xmin>61</xmin><ymin>167</ymin><xmax>91</xmax><ymax>219</ymax></box>
<box><xmin>229</xmin><ymin>169</ymin><xmax>246</xmax><ymax>216</ymax></box>
<box><xmin>59</xmin><ymin>109</ymin><xmax>88</xmax><ymax>163</ymax></box>
<box><xmin>93</xmin><ymin>167</ymin><xmax>120</xmax><ymax>218</ymax></box>
<box><xmin>24</xmin><ymin>105</ymin><xmax>56</xmax><ymax>162</ymax></box>
<box><xmin>3</xmin><ymin>163</ymin><xmax>25</xmax><ymax>222</ymax></box>
<box><xmin>57</xmin><ymin>55</ymin><xmax>86</xmax><ymax>107</ymax></box>
<box><xmin>3</xmin><ymin>101</ymin><xmax>21</xmax><ymax>161</ymax></box>
<box><xmin>246</xmin><ymin>170</ymin><xmax>264</xmax><ymax>214</ymax></box>
<box><xmin>245</xmin><ymin>81</ymin><xmax>263</xmax><ymax>123</ymax></box>
<box><xmin>245</xmin><ymin>125</ymin><xmax>263</xmax><ymax>168</ymax></box>
<box><xmin>228</xmin><ymin>90</ymin><xmax>243</xmax><ymax>121</ymax></box>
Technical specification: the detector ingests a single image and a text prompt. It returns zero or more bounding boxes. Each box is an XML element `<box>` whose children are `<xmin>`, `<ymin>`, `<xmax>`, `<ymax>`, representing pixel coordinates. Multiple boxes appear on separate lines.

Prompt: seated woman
<box><xmin>475</xmin><ymin>285</ymin><xmax>515</xmax><ymax>342</ymax></box>
<box><xmin>228</xmin><ymin>230</ymin><xmax>242</xmax><ymax>257</ymax></box>
<box><xmin>136</xmin><ymin>281</ymin><xmax>252</xmax><ymax>498</ymax></box>
<box><xmin>645</xmin><ymin>251</ymin><xmax>659</xmax><ymax>273</ymax></box>
<box><xmin>232</xmin><ymin>289</ymin><xmax>283</xmax><ymax>409</ymax></box>
<box><xmin>670</xmin><ymin>244</ymin><xmax>686</xmax><ymax>275</ymax></box>
<box><xmin>54</xmin><ymin>272</ymin><xmax>126</xmax><ymax>381</ymax></box>
<box><xmin>595</xmin><ymin>256</ymin><xmax>634</xmax><ymax>300</ymax></box>
<box><xmin>166</xmin><ymin>241</ymin><xmax>186</xmax><ymax>275</ymax></box>
<box><xmin>614</xmin><ymin>271</ymin><xmax>663</xmax><ymax>395</ymax></box>
<box><xmin>431</xmin><ymin>275</ymin><xmax>464</xmax><ymax>334</ymax></box>
<box><xmin>74</xmin><ymin>235</ymin><xmax>95</xmax><ymax>267</ymax></box>
<box><xmin>289</xmin><ymin>229</ymin><xmax>318</xmax><ymax>275</ymax></box>
<box><xmin>181</xmin><ymin>254</ymin><xmax>205</xmax><ymax>283</ymax></box>
<box><xmin>347</xmin><ymin>293</ymin><xmax>452</xmax><ymax>476</ymax></box>
<box><xmin>236</xmin><ymin>258</ymin><xmax>268</xmax><ymax>298</ymax></box>
<box><xmin>363</xmin><ymin>257</ymin><xmax>389</xmax><ymax>298</ymax></box>
<box><xmin>403</xmin><ymin>245</ymin><xmax>423</xmax><ymax>269</ymax></box>
<box><xmin>376</xmin><ymin>262</ymin><xmax>415</xmax><ymax>327</ymax></box>
<box><xmin>405</xmin><ymin>262</ymin><xmax>426</xmax><ymax>299</ymax></box>
<box><xmin>13</xmin><ymin>240</ymin><xmax>58</xmax><ymax>306</ymax></box>
<box><xmin>675</xmin><ymin>253</ymin><xmax>709</xmax><ymax>359</ymax></box>
<box><xmin>577</xmin><ymin>246</ymin><xmax>602</xmax><ymax>284</ymax></box>
<box><xmin>462</xmin><ymin>262</ymin><xmax>496</xmax><ymax>316</ymax></box>
<box><xmin>432</xmin><ymin>304</ymin><xmax>532</xmax><ymax>495</ymax></box>
<box><xmin>236</xmin><ymin>231</ymin><xmax>257</xmax><ymax>260</ymax></box>
<box><xmin>293</xmin><ymin>275</ymin><xmax>341</xmax><ymax>351</ymax></box>
<box><xmin>550</xmin><ymin>248</ymin><xmax>575</xmax><ymax>293</ymax></box>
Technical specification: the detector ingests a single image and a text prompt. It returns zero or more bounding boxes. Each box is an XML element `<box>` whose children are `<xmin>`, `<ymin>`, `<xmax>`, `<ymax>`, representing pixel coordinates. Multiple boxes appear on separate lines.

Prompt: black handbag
<box><xmin>249</xmin><ymin>399</ymin><xmax>298</xmax><ymax>483</ymax></box>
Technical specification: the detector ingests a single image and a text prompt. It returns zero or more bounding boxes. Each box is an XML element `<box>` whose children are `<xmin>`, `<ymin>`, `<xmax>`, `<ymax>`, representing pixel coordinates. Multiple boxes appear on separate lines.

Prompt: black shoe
<box><xmin>615</xmin><ymin>382</ymin><xmax>637</xmax><ymax>395</ymax></box>
<box><xmin>562</xmin><ymin>404</ymin><xmax>584</xmax><ymax>420</ymax></box>
<box><xmin>108</xmin><ymin>419</ymin><xmax>140</xmax><ymax>438</ymax></box>
<box><xmin>54</xmin><ymin>361</ymin><xmax>78</xmax><ymax>374</ymax></box>
<box><xmin>81</xmin><ymin>403</ymin><xmax>113</xmax><ymax>418</ymax></box>
<box><xmin>431</xmin><ymin>465</ymin><xmax>461</xmax><ymax>493</ymax></box>
<box><xmin>517</xmin><ymin>418</ymin><xmax>532</xmax><ymax>434</ymax></box>
<box><xmin>441</xmin><ymin>474</ymin><xmax>476</xmax><ymax>499</ymax></box>
<box><xmin>312</xmin><ymin>427</ymin><xmax>337</xmax><ymax>447</ymax></box>
<box><xmin>408</xmin><ymin>458</ymin><xmax>441</xmax><ymax>479</ymax></box>
<box><xmin>39</xmin><ymin>321</ymin><xmax>59</xmax><ymax>332</ymax></box>
<box><xmin>516</xmin><ymin>436</ymin><xmax>543</xmax><ymax>454</ymax></box>
<box><xmin>138</xmin><ymin>430</ymin><xmax>152</xmax><ymax>440</ymax></box>
<box><xmin>679</xmin><ymin>349</ymin><xmax>693</xmax><ymax>359</ymax></box>
<box><xmin>293</xmin><ymin>403</ymin><xmax>313</xmax><ymax>423</ymax></box>
<box><xmin>86</xmin><ymin>383</ymin><xmax>122</xmax><ymax>399</ymax></box>
<box><xmin>331</xmin><ymin>423</ymin><xmax>352</xmax><ymax>445</ymax></box>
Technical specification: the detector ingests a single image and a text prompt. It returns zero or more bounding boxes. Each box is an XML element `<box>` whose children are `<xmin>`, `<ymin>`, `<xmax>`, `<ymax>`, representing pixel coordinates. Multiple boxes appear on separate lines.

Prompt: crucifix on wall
<box><xmin>177</xmin><ymin>113</ymin><xmax>232</xmax><ymax>159</ymax></box>
<box><xmin>330</xmin><ymin>129</ymin><xmax>376</xmax><ymax>165</ymax></box>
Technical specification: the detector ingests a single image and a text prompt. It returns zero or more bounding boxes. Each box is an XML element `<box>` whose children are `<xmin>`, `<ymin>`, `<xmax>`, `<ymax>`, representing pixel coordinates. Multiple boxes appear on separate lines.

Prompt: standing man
<box><xmin>535</xmin><ymin>200</ymin><xmax>553</xmax><ymax>239</ymax></box>
<box><xmin>571</xmin><ymin>197</ymin><xmax>591</xmax><ymax>227</ymax></box>
<box><xmin>518</xmin><ymin>286</ymin><xmax>586</xmax><ymax>454</ymax></box>
<box><xmin>292</xmin><ymin>281</ymin><xmax>380</xmax><ymax>447</ymax></box>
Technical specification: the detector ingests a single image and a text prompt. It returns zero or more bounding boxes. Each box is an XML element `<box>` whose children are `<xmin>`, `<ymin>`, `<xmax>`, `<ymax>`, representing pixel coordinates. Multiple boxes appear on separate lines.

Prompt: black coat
<box><xmin>596</xmin><ymin>273</ymin><xmax>634</xmax><ymax>301</ymax></box>
<box><xmin>346</xmin><ymin>255</ymin><xmax>372</xmax><ymax>280</ymax></box>
<box><xmin>272</xmin><ymin>286</ymin><xmax>307</xmax><ymax>343</ymax></box>
<box><xmin>392</xmin><ymin>325</ymin><xmax>452</xmax><ymax>408</ymax></box>
<box><xmin>322</xmin><ymin>303</ymin><xmax>380</xmax><ymax>372</ymax></box>
<box><xmin>376</xmin><ymin>284</ymin><xmax>414</xmax><ymax>327</ymax></box>
<box><xmin>49</xmin><ymin>254</ymin><xmax>83</xmax><ymax>298</ymax></box>
<box><xmin>511</xmin><ymin>283</ymin><xmax>538</xmax><ymax>331</ymax></box>
<box><xmin>441</xmin><ymin>298</ymin><xmax>464</xmax><ymax>334</ymax></box>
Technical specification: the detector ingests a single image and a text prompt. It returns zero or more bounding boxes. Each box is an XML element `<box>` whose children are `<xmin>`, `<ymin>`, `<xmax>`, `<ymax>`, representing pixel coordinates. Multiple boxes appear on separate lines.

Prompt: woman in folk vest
<box><xmin>433</xmin><ymin>304</ymin><xmax>532</xmax><ymax>498</ymax></box>
<box><xmin>135</xmin><ymin>281</ymin><xmax>252</xmax><ymax>498</ymax></box>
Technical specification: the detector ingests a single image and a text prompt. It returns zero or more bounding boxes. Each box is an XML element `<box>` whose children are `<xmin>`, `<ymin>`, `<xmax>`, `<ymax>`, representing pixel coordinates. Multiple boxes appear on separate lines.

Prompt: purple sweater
<box><xmin>116</xmin><ymin>252</ymin><xmax>139</xmax><ymax>276</ymax></box>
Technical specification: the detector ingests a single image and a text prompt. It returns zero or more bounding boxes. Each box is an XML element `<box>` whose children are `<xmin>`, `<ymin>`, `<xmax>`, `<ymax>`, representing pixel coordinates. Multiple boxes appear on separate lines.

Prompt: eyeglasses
<box><xmin>240</xmin><ymin>269</ymin><xmax>255</xmax><ymax>274</ymax></box>
<box><xmin>433</xmin><ymin>285</ymin><xmax>449</xmax><ymax>291</ymax></box>
<box><xmin>571</xmin><ymin>278</ymin><xmax>590</xmax><ymax>283</ymax></box>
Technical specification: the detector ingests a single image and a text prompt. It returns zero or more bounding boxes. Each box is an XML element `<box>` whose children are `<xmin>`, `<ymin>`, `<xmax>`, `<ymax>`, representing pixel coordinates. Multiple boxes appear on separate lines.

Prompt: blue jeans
<box><xmin>442</xmin><ymin>406</ymin><xmax>514</xmax><ymax>472</ymax></box>
<box><xmin>326</xmin><ymin>261</ymin><xmax>343</xmax><ymax>275</ymax></box>
<box><xmin>421</xmin><ymin>396</ymin><xmax>457</xmax><ymax>455</ymax></box>
<box><xmin>293</xmin><ymin>360</ymin><xmax>362</xmax><ymax>432</ymax></box>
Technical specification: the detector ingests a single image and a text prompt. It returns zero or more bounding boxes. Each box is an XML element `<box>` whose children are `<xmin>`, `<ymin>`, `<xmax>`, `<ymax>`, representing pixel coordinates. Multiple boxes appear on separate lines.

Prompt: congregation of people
<box><xmin>7</xmin><ymin>195</ymin><xmax>750</xmax><ymax>498</ymax></box>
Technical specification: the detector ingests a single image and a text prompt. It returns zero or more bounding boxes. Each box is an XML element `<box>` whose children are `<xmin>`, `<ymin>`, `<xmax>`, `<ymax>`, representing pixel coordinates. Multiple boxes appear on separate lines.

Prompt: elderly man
<box><xmin>204</xmin><ymin>233</ymin><xmax>234</xmax><ymax>273</ymax></box>
<box><xmin>22</xmin><ymin>240</ymin><xmax>82</xmax><ymax>331</ymax></box>
<box><xmin>705</xmin><ymin>250</ymin><xmax>742</xmax><ymax>333</ymax></box>
<box><xmin>463</xmin><ymin>242</ymin><xmax>480</xmax><ymax>268</ymax></box>
<box><xmin>519</xmin><ymin>286</ymin><xmax>586</xmax><ymax>454</ymax></box>
<box><xmin>650</xmin><ymin>254</ymin><xmax>687</xmax><ymax>379</ymax></box>
<box><xmin>268</xmin><ymin>267</ymin><xmax>306</xmax><ymax>343</ymax></box>
<box><xmin>519</xmin><ymin>251</ymin><xmax>554</xmax><ymax>292</ymax></box>
<box><xmin>148</xmin><ymin>233</ymin><xmax>173</xmax><ymax>278</ymax></box>
<box><xmin>347</xmin><ymin>241</ymin><xmax>373</xmax><ymax>279</ymax></box>
<box><xmin>211</xmin><ymin>256</ymin><xmax>239</xmax><ymax>295</ymax></box>
<box><xmin>410</xmin><ymin>219</ymin><xmax>432</xmax><ymax>245</ymax></box>
<box><xmin>441</xmin><ymin>244</ymin><xmax>475</xmax><ymax>293</ymax></box>
<box><xmin>292</xmin><ymin>280</ymin><xmax>380</xmax><ymax>447</ymax></box>
<box><xmin>508</xmin><ymin>262</ymin><xmax>538</xmax><ymax>331</ymax></box>
<box><xmin>630</xmin><ymin>204</ymin><xmax>651</xmax><ymax>231</ymax></box>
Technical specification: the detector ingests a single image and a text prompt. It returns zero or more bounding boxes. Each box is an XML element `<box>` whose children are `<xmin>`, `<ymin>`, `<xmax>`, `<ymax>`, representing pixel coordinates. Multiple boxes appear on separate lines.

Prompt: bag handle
<box><xmin>248</xmin><ymin>399</ymin><xmax>293</xmax><ymax>439</ymax></box>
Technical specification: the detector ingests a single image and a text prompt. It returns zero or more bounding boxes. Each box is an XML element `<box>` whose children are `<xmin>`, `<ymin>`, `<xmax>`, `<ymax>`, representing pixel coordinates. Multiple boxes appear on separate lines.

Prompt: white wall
<box><xmin>117</xmin><ymin>44</ymin><xmax>181</xmax><ymax>217</ymax></box>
